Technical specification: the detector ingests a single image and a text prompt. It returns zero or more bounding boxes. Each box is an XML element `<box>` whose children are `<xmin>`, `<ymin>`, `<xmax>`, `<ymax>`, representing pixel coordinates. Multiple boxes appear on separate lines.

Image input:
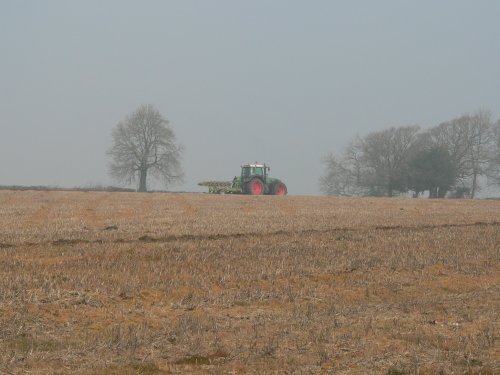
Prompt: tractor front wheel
<box><xmin>273</xmin><ymin>182</ymin><xmax>287</xmax><ymax>196</ymax></box>
<box><xmin>247</xmin><ymin>179</ymin><xmax>264</xmax><ymax>195</ymax></box>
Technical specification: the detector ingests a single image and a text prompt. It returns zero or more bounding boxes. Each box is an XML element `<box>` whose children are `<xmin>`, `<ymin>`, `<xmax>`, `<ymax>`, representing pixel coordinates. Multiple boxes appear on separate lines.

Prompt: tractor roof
<box><xmin>241</xmin><ymin>163</ymin><xmax>267</xmax><ymax>168</ymax></box>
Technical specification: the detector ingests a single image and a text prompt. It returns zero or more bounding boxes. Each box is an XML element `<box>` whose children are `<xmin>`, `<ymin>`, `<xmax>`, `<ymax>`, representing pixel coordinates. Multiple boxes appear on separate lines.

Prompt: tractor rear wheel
<box><xmin>273</xmin><ymin>182</ymin><xmax>287</xmax><ymax>196</ymax></box>
<box><xmin>247</xmin><ymin>179</ymin><xmax>264</xmax><ymax>195</ymax></box>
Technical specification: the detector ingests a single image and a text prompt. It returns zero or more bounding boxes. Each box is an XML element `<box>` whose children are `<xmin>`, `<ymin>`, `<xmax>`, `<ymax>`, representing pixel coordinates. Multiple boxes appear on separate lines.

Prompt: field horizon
<box><xmin>0</xmin><ymin>191</ymin><xmax>498</xmax><ymax>374</ymax></box>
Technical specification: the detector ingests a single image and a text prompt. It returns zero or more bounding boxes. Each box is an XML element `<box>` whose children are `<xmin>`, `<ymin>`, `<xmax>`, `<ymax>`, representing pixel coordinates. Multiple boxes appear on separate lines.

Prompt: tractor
<box><xmin>199</xmin><ymin>163</ymin><xmax>288</xmax><ymax>195</ymax></box>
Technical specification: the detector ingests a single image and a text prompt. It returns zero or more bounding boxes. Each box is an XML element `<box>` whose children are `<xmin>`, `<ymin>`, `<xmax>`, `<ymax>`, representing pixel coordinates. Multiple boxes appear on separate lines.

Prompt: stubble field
<box><xmin>0</xmin><ymin>190</ymin><xmax>498</xmax><ymax>374</ymax></box>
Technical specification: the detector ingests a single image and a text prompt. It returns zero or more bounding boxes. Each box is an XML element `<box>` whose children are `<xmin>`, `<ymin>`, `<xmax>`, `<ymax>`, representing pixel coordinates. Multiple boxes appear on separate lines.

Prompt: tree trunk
<box><xmin>387</xmin><ymin>184</ymin><xmax>393</xmax><ymax>197</ymax></box>
<box><xmin>471</xmin><ymin>171</ymin><xmax>477</xmax><ymax>198</ymax></box>
<box><xmin>437</xmin><ymin>186</ymin><xmax>447</xmax><ymax>198</ymax></box>
<box><xmin>138</xmin><ymin>168</ymin><xmax>148</xmax><ymax>192</ymax></box>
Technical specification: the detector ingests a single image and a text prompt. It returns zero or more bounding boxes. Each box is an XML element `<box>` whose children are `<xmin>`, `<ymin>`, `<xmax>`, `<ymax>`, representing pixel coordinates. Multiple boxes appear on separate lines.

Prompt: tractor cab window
<box><xmin>241</xmin><ymin>166</ymin><xmax>264</xmax><ymax>178</ymax></box>
<box><xmin>254</xmin><ymin>167</ymin><xmax>264</xmax><ymax>176</ymax></box>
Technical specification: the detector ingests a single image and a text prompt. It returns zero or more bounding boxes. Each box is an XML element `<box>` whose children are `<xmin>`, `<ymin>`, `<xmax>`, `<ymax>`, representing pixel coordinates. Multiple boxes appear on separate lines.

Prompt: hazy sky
<box><xmin>1</xmin><ymin>1</ymin><xmax>500</xmax><ymax>195</ymax></box>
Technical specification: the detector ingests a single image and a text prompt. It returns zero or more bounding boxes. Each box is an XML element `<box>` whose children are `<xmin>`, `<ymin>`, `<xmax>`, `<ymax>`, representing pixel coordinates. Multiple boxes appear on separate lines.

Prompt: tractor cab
<box><xmin>241</xmin><ymin>163</ymin><xmax>269</xmax><ymax>182</ymax></box>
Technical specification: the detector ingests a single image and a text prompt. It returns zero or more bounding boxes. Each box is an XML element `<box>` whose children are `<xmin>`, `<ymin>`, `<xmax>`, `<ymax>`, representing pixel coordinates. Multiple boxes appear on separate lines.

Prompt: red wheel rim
<box><xmin>275</xmin><ymin>183</ymin><xmax>286</xmax><ymax>195</ymax></box>
<box><xmin>251</xmin><ymin>180</ymin><xmax>263</xmax><ymax>195</ymax></box>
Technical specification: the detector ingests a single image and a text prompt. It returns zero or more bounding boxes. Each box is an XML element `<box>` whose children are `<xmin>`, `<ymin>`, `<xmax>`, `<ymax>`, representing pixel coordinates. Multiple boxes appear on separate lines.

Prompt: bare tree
<box><xmin>430</xmin><ymin>110</ymin><xmax>494</xmax><ymax>198</ymax></box>
<box><xmin>467</xmin><ymin>110</ymin><xmax>494</xmax><ymax>197</ymax></box>
<box><xmin>108</xmin><ymin>105</ymin><xmax>183</xmax><ymax>192</ymax></box>
<box><xmin>320</xmin><ymin>126</ymin><xmax>423</xmax><ymax>196</ymax></box>
<box><xmin>320</xmin><ymin>154</ymin><xmax>364</xmax><ymax>196</ymax></box>
<box><xmin>487</xmin><ymin>119</ymin><xmax>500</xmax><ymax>186</ymax></box>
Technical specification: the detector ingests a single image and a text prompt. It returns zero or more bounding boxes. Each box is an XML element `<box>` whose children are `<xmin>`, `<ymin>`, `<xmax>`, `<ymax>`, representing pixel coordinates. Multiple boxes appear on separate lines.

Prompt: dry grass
<box><xmin>0</xmin><ymin>190</ymin><xmax>498</xmax><ymax>374</ymax></box>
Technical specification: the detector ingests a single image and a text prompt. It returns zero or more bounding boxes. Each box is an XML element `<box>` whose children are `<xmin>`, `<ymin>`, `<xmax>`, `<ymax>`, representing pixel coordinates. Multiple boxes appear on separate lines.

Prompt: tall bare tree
<box><xmin>487</xmin><ymin>119</ymin><xmax>500</xmax><ymax>186</ymax></box>
<box><xmin>467</xmin><ymin>110</ymin><xmax>494</xmax><ymax>197</ymax></box>
<box><xmin>430</xmin><ymin>110</ymin><xmax>494</xmax><ymax>198</ymax></box>
<box><xmin>320</xmin><ymin>126</ymin><xmax>423</xmax><ymax>196</ymax></box>
<box><xmin>108</xmin><ymin>105</ymin><xmax>183</xmax><ymax>192</ymax></box>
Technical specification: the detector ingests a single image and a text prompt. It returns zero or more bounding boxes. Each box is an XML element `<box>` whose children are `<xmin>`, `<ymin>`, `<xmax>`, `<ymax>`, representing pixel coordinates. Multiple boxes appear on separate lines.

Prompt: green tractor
<box><xmin>199</xmin><ymin>163</ymin><xmax>288</xmax><ymax>195</ymax></box>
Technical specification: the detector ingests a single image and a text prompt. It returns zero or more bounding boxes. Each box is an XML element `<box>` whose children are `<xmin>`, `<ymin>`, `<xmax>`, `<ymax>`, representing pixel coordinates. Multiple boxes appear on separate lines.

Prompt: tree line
<box><xmin>320</xmin><ymin>110</ymin><xmax>500</xmax><ymax>198</ymax></box>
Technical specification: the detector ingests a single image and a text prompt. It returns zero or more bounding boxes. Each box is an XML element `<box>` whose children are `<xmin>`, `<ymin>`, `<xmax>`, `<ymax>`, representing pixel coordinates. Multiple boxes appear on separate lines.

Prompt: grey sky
<box><xmin>1</xmin><ymin>1</ymin><xmax>499</xmax><ymax>195</ymax></box>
